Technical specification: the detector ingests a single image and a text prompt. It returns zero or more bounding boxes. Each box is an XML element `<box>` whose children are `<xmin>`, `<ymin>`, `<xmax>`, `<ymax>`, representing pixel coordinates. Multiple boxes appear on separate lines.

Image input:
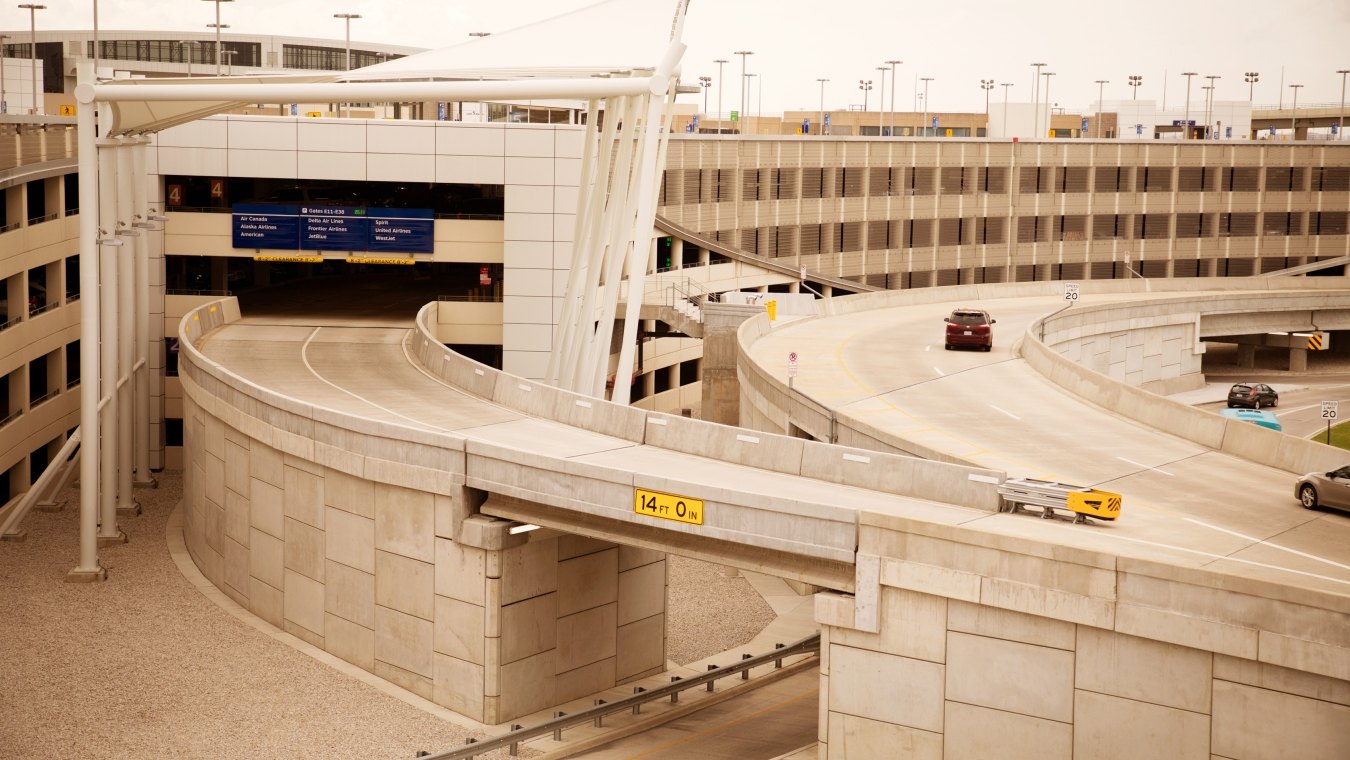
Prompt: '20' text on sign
<box><xmin>634</xmin><ymin>488</ymin><xmax>704</xmax><ymax>525</ymax></box>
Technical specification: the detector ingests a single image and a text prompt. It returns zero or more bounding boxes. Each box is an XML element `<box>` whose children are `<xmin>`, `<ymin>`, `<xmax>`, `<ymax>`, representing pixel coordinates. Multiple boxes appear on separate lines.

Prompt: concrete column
<box><xmin>1289</xmin><ymin>347</ymin><xmax>1308</xmax><ymax>372</ymax></box>
<box><xmin>1237</xmin><ymin>344</ymin><xmax>1256</xmax><ymax>368</ymax></box>
<box><xmin>671</xmin><ymin>236</ymin><xmax>683</xmax><ymax>269</ymax></box>
<box><xmin>700</xmin><ymin>302</ymin><xmax>762</xmax><ymax>425</ymax></box>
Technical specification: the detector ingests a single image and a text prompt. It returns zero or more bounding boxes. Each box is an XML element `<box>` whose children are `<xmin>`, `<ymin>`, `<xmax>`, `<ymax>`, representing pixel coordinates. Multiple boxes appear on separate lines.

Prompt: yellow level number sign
<box><xmin>634</xmin><ymin>488</ymin><xmax>703</xmax><ymax>526</ymax></box>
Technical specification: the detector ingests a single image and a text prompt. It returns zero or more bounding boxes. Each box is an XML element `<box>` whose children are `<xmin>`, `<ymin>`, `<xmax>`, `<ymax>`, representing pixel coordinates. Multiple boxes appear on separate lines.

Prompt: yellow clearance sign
<box><xmin>253</xmin><ymin>255</ymin><xmax>323</xmax><ymax>263</ymax></box>
<box><xmin>634</xmin><ymin>488</ymin><xmax>704</xmax><ymax>525</ymax></box>
<box><xmin>345</xmin><ymin>256</ymin><xmax>415</xmax><ymax>265</ymax></box>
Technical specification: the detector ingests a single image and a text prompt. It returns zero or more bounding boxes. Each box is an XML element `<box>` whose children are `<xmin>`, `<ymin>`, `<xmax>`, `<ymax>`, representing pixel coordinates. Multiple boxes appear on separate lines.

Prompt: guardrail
<box><xmin>29</xmin><ymin>388</ymin><xmax>61</xmax><ymax>407</ymax></box>
<box><xmin>415</xmin><ymin>633</ymin><xmax>820</xmax><ymax>760</ymax></box>
<box><xmin>27</xmin><ymin>301</ymin><xmax>59</xmax><ymax>318</ymax></box>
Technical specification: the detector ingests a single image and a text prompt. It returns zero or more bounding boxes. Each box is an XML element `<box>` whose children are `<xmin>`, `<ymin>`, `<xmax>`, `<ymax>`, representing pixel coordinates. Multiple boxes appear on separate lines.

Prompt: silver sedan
<box><xmin>1295</xmin><ymin>466</ymin><xmax>1350</xmax><ymax>513</ymax></box>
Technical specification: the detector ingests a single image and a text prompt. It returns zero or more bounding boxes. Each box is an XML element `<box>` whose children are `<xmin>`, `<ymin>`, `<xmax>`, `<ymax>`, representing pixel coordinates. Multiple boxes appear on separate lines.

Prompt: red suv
<box><xmin>944</xmin><ymin>308</ymin><xmax>995</xmax><ymax>351</ymax></box>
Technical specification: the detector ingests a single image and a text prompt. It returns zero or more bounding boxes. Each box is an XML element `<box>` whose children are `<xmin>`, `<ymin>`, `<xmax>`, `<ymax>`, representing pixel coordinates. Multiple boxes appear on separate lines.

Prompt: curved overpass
<box><xmin>176</xmin><ymin>280</ymin><xmax>1350</xmax><ymax>752</ymax></box>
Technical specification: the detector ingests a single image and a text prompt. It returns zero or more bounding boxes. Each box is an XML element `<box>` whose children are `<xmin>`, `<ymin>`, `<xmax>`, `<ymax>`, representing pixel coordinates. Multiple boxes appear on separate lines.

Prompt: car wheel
<box><xmin>1227</xmin><ymin>402</ymin><xmax>1235</xmax><ymax>408</ymax></box>
<box><xmin>1299</xmin><ymin>484</ymin><xmax>1319</xmax><ymax>510</ymax></box>
<box><xmin>1271</xmin><ymin>397</ymin><xmax>1278</xmax><ymax>408</ymax></box>
<box><xmin>1255</xmin><ymin>398</ymin><xmax>1264</xmax><ymax>409</ymax></box>
<box><xmin>983</xmin><ymin>344</ymin><xmax>992</xmax><ymax>352</ymax></box>
<box><xmin>944</xmin><ymin>344</ymin><xmax>952</xmax><ymax>351</ymax></box>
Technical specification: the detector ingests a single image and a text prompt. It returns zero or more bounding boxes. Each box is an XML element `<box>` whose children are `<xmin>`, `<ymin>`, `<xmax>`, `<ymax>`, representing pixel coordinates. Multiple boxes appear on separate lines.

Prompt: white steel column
<box><xmin>96</xmin><ymin>140</ymin><xmax>124</xmax><ymax>545</ymax></box>
<box><xmin>132</xmin><ymin>140</ymin><xmax>154</xmax><ymax>486</ymax></box>
<box><xmin>67</xmin><ymin>59</ymin><xmax>105</xmax><ymax>582</ymax></box>
<box><xmin>115</xmin><ymin>140</ymin><xmax>139</xmax><ymax>516</ymax></box>
<box><xmin>547</xmin><ymin>98</ymin><xmax>601</xmax><ymax>386</ymax></box>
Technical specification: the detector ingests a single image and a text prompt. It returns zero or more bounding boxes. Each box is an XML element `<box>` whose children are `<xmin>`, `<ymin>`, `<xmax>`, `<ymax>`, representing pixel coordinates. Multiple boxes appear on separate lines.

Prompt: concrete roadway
<box><xmin>749</xmin><ymin>292</ymin><xmax>1350</xmax><ymax>599</ymax></box>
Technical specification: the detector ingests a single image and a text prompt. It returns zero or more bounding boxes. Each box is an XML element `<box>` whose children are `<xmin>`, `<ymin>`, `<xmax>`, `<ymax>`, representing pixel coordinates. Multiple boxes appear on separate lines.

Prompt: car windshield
<box><xmin>1230</xmin><ymin>384</ymin><xmax>1253</xmax><ymax>394</ymax></box>
<box><xmin>950</xmin><ymin>312</ymin><xmax>988</xmax><ymax>325</ymax></box>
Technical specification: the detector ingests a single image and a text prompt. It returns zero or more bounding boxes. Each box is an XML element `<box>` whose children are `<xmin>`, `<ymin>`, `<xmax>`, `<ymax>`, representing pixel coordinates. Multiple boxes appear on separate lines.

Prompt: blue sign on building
<box><xmin>803</xmin><ymin>118</ymin><xmax>810</xmax><ymax>134</ymax></box>
<box><xmin>232</xmin><ymin>204</ymin><xmax>302</xmax><ymax>250</ymax></box>
<box><xmin>368</xmin><ymin>209</ymin><xmax>435</xmax><ymax>253</ymax></box>
<box><xmin>301</xmin><ymin>206</ymin><xmax>370</xmax><ymax>251</ymax></box>
<box><xmin>232</xmin><ymin>204</ymin><xmax>434</xmax><ymax>254</ymax></box>
<box><xmin>931</xmin><ymin>116</ymin><xmax>939</xmax><ymax>130</ymax></box>
<box><xmin>1082</xmin><ymin>117</ymin><xmax>1089</xmax><ymax>133</ymax></box>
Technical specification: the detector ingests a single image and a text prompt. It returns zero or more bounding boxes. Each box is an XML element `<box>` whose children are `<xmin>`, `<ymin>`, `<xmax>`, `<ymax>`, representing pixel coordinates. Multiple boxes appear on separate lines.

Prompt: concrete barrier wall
<box><xmin>739</xmin><ymin>280</ymin><xmax>1350</xmax><ymax>487</ymax></box>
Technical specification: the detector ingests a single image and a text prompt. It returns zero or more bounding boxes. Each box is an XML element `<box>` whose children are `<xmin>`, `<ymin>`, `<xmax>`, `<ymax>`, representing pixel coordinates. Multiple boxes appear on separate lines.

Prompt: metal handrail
<box><xmin>165</xmin><ymin>289</ymin><xmax>233</xmax><ymax>297</ymax></box>
<box><xmin>28</xmin><ymin>301</ymin><xmax>58</xmax><ymax>318</ymax></box>
<box><xmin>0</xmin><ymin>409</ymin><xmax>22</xmax><ymax>427</ymax></box>
<box><xmin>0</xmin><ymin>316</ymin><xmax>20</xmax><ymax>332</ymax></box>
<box><xmin>29</xmin><ymin>388</ymin><xmax>60</xmax><ymax>407</ymax></box>
<box><xmin>415</xmin><ymin>632</ymin><xmax>820</xmax><ymax>760</ymax></box>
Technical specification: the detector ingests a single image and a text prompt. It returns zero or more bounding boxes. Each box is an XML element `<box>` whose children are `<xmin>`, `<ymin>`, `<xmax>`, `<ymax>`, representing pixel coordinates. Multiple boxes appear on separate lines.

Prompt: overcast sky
<box><xmin>4</xmin><ymin>0</ymin><xmax>1347</xmax><ymax>114</ymax></box>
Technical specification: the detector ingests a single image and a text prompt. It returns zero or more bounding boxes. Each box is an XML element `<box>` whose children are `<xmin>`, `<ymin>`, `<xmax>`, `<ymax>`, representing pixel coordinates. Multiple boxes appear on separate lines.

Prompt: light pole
<box><xmin>1042</xmin><ymin>72</ymin><xmax>1055</xmax><ymax>136</ymax></box>
<box><xmin>746</xmin><ymin>73</ymin><xmax>758</xmax><ymax>129</ymax></box>
<box><xmin>734</xmin><ymin>50</ymin><xmax>753</xmax><ymax>133</ymax></box>
<box><xmin>206</xmin><ymin>23</ymin><xmax>229</xmax><ymax>74</ymax></box>
<box><xmin>1000</xmin><ymin>82</ymin><xmax>1012</xmax><ymax>136</ymax></box>
<box><xmin>876</xmin><ymin>66</ymin><xmax>888</xmax><ymax>135</ymax></box>
<box><xmin>698</xmin><ymin>75</ymin><xmax>711</xmax><ymax>115</ymax></box>
<box><xmin>1180</xmin><ymin>72</ymin><xmax>1197</xmax><ymax>139</ymax></box>
<box><xmin>1030</xmin><ymin>62</ymin><xmax>1047</xmax><ymax>137</ymax></box>
<box><xmin>980</xmin><ymin>78</ymin><xmax>994</xmax><ymax>122</ymax></box>
<box><xmin>1128</xmin><ymin>74</ymin><xmax>1142</xmax><ymax>100</ymax></box>
<box><xmin>1337</xmin><ymin>70</ymin><xmax>1348</xmax><ymax>141</ymax></box>
<box><xmin>1201</xmin><ymin>85</ymin><xmax>1214</xmax><ymax>139</ymax></box>
<box><xmin>858</xmin><ymin>79</ymin><xmax>872</xmax><ymax>113</ymax></box>
<box><xmin>0</xmin><ymin>34</ymin><xmax>10</xmax><ymax>114</ymax></box>
<box><xmin>885</xmin><ymin>59</ymin><xmax>901</xmax><ymax>136</ymax></box>
<box><xmin>1205</xmin><ymin>75</ymin><xmax>1221</xmax><ymax>138</ymax></box>
<box><xmin>1095</xmin><ymin>79</ymin><xmax>1108</xmax><ymax>138</ymax></box>
<box><xmin>334</xmin><ymin>12</ymin><xmax>361</xmax><ymax>118</ymax></box>
<box><xmin>816</xmin><ymin>77</ymin><xmax>828</xmax><ymax>136</ymax></box>
<box><xmin>201</xmin><ymin>0</ymin><xmax>234</xmax><ymax>77</ymax></box>
<box><xmin>221</xmin><ymin>48</ymin><xmax>236</xmax><ymax>76</ymax></box>
<box><xmin>714</xmin><ymin>58</ymin><xmax>727</xmax><ymax>128</ymax></box>
<box><xmin>1244</xmin><ymin>71</ymin><xmax>1259</xmax><ymax>102</ymax></box>
<box><xmin>920</xmin><ymin>76</ymin><xmax>934</xmax><ymax>136</ymax></box>
<box><xmin>18</xmin><ymin>3</ymin><xmax>44</xmax><ymax>115</ymax></box>
<box><xmin>180</xmin><ymin>40</ymin><xmax>200</xmax><ymax>78</ymax></box>
<box><xmin>1289</xmin><ymin>83</ymin><xmax>1303</xmax><ymax>138</ymax></box>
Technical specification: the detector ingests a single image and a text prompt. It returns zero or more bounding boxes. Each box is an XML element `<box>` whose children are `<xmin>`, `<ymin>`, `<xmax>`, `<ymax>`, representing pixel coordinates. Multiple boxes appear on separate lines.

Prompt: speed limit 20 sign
<box><xmin>1064</xmin><ymin>283</ymin><xmax>1080</xmax><ymax>301</ymax></box>
<box><xmin>1321</xmin><ymin>400</ymin><xmax>1339</xmax><ymax>420</ymax></box>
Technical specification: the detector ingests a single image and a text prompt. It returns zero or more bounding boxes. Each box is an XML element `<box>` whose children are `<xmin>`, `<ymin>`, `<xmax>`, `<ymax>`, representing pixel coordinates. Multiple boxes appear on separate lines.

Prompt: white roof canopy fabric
<box><xmin>89</xmin><ymin>0</ymin><xmax>689</xmax><ymax>136</ymax></box>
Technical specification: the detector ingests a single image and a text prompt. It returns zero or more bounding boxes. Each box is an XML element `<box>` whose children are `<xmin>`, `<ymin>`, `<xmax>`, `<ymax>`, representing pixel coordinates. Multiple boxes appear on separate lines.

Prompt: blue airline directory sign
<box><xmin>232</xmin><ymin>204</ymin><xmax>435</xmax><ymax>254</ymax></box>
<box><xmin>301</xmin><ymin>206</ymin><xmax>369</xmax><ymax>251</ymax></box>
<box><xmin>368</xmin><ymin>208</ymin><xmax>434</xmax><ymax>253</ymax></box>
<box><xmin>232</xmin><ymin>204</ymin><xmax>301</xmax><ymax>249</ymax></box>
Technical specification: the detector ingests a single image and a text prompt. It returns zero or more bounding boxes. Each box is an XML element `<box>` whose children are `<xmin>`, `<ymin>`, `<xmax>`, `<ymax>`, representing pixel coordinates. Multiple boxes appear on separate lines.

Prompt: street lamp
<box><xmin>920</xmin><ymin>76</ymin><xmax>934</xmax><ymax>136</ymax></box>
<box><xmin>876</xmin><ymin>66</ymin><xmax>888</xmax><ymax>135</ymax></box>
<box><xmin>1127</xmin><ymin>74</ymin><xmax>1143</xmax><ymax>100</ymax></box>
<box><xmin>1000</xmin><ymin>83</ymin><xmax>1012</xmax><ymax>137</ymax></box>
<box><xmin>734</xmin><ymin>50</ymin><xmax>753</xmax><ymax>133</ymax></box>
<box><xmin>179</xmin><ymin>40</ymin><xmax>200</xmax><ymax>78</ymax></box>
<box><xmin>1244</xmin><ymin>71</ymin><xmax>1259</xmax><ymax>103</ymax></box>
<box><xmin>17</xmin><ymin>3</ymin><xmax>44</xmax><ymax>115</ymax></box>
<box><xmin>714</xmin><ymin>58</ymin><xmax>727</xmax><ymax>127</ymax></box>
<box><xmin>746</xmin><ymin>73</ymin><xmax>758</xmax><ymax>127</ymax></box>
<box><xmin>698</xmin><ymin>75</ymin><xmax>711</xmax><ymax>115</ymax></box>
<box><xmin>201</xmin><ymin>0</ymin><xmax>234</xmax><ymax>77</ymax></box>
<box><xmin>334</xmin><ymin>12</ymin><xmax>361</xmax><ymax>119</ymax></box>
<box><xmin>816</xmin><ymin>77</ymin><xmax>828</xmax><ymax>136</ymax></box>
<box><xmin>980</xmin><ymin>79</ymin><xmax>994</xmax><ymax>120</ymax></box>
<box><xmin>1205</xmin><ymin>75</ymin><xmax>1221</xmax><ymax>138</ymax></box>
<box><xmin>1042</xmin><ymin>72</ymin><xmax>1055</xmax><ymax>136</ymax></box>
<box><xmin>1180</xmin><ymin>72</ymin><xmax>1197</xmax><ymax>139</ymax></box>
<box><xmin>1030</xmin><ymin>62</ymin><xmax>1047</xmax><ymax>137</ymax></box>
<box><xmin>1201</xmin><ymin>85</ymin><xmax>1214</xmax><ymax>139</ymax></box>
<box><xmin>0</xmin><ymin>34</ymin><xmax>10</xmax><ymax>114</ymax></box>
<box><xmin>1289</xmin><ymin>83</ymin><xmax>1303</xmax><ymax>138</ymax></box>
<box><xmin>1095</xmin><ymin>79</ymin><xmax>1109</xmax><ymax>138</ymax></box>
<box><xmin>1337</xmin><ymin>70</ymin><xmax>1348</xmax><ymax>141</ymax></box>
<box><xmin>884</xmin><ymin>59</ymin><xmax>901</xmax><ymax>136</ymax></box>
<box><xmin>858</xmin><ymin>79</ymin><xmax>872</xmax><ymax>113</ymax></box>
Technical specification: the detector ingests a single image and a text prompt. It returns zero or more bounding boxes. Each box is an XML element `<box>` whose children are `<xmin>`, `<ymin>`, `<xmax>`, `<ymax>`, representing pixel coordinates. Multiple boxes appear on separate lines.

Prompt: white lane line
<box><xmin>989</xmin><ymin>405</ymin><xmax>1020</xmax><ymax>420</ymax></box>
<box><xmin>1118</xmin><ymin>456</ymin><xmax>1173</xmax><ymax>476</ymax></box>
<box><xmin>1183</xmin><ymin>517</ymin><xmax>1350</xmax><ymax>572</ymax></box>
<box><xmin>299</xmin><ymin>327</ymin><xmax>441</xmax><ymax>431</ymax></box>
<box><xmin>933</xmin><ymin>366</ymin><xmax>946</xmax><ymax>377</ymax></box>
<box><xmin>1094</xmin><ymin>531</ymin><xmax>1350</xmax><ymax>587</ymax></box>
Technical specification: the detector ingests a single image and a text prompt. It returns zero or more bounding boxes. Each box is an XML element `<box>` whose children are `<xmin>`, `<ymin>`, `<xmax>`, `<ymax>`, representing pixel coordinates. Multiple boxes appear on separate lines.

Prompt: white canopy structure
<box><xmin>64</xmin><ymin>0</ymin><xmax>693</xmax><ymax>579</ymax></box>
